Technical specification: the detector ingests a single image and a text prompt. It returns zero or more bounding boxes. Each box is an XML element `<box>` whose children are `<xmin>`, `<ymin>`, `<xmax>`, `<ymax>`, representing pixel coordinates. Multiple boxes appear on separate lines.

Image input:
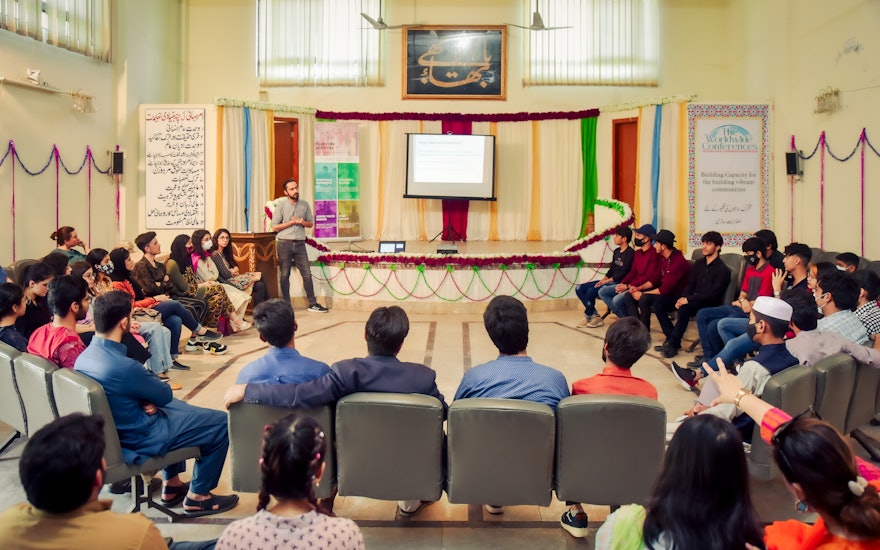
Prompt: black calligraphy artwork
<box><xmin>404</xmin><ymin>26</ymin><xmax>506</xmax><ymax>100</ymax></box>
<box><xmin>144</xmin><ymin>108</ymin><xmax>207</xmax><ymax>229</ymax></box>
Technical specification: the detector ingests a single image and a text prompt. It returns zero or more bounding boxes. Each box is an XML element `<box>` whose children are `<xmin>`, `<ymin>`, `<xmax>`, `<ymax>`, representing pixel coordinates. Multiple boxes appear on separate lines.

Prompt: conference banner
<box><xmin>687</xmin><ymin>104</ymin><xmax>770</xmax><ymax>247</ymax></box>
<box><xmin>314</xmin><ymin>122</ymin><xmax>361</xmax><ymax>240</ymax></box>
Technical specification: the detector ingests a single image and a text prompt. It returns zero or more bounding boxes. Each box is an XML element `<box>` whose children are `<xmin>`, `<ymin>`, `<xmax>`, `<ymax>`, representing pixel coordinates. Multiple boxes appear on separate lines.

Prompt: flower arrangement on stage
<box><xmin>263</xmin><ymin>197</ymin><xmax>287</xmax><ymax>232</ymax></box>
<box><xmin>563</xmin><ymin>198</ymin><xmax>634</xmax><ymax>254</ymax></box>
<box><xmin>315</xmin><ymin>250</ymin><xmax>583</xmax><ymax>270</ymax></box>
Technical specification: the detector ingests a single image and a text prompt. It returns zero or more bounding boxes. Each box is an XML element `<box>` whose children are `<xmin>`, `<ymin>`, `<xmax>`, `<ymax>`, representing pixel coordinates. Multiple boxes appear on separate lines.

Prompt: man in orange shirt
<box><xmin>562</xmin><ymin>317</ymin><xmax>657</xmax><ymax>538</ymax></box>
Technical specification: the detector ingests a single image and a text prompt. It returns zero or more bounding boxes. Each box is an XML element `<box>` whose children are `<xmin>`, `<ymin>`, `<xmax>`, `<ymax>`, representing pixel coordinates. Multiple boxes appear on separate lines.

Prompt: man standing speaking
<box><xmin>272</xmin><ymin>178</ymin><xmax>328</xmax><ymax>313</ymax></box>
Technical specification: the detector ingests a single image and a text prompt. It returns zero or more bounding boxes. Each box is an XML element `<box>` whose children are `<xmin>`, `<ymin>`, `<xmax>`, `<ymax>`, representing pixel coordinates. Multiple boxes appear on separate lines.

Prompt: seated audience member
<box><xmin>15</xmin><ymin>262</ymin><xmax>54</xmax><ymax>340</ymax></box>
<box><xmin>673</xmin><ymin>297</ymin><xmax>799</xmax><ymax>432</ymax></box>
<box><xmin>783</xmin><ymin>289</ymin><xmax>880</xmax><ymax>367</ymax></box>
<box><xmin>836</xmin><ymin>251</ymin><xmax>861</xmax><ymax>273</ymax></box>
<box><xmin>815</xmin><ymin>271</ymin><xmax>869</xmax><ymax>345</ymax></box>
<box><xmin>852</xmin><ymin>270</ymin><xmax>880</xmax><ymax>347</ymax></box>
<box><xmin>27</xmin><ymin>276</ymin><xmax>88</xmax><ymax>369</ymax></box>
<box><xmin>594</xmin><ymin>415</ymin><xmax>763</xmax><ymax>549</ymax></box>
<box><xmin>0</xmin><ymin>283</ymin><xmax>29</xmax><ymax>351</ymax></box>
<box><xmin>599</xmin><ymin>224</ymin><xmax>660</xmax><ymax>322</ymax></box>
<box><xmin>654</xmin><ymin>231</ymin><xmax>729</xmax><ymax>358</ymax></box>
<box><xmin>707</xmin><ymin>363</ymin><xmax>880</xmax><ymax>549</ymax></box>
<box><xmin>190</xmin><ymin>230</ymin><xmax>252</xmax><ymax>331</ymax></box>
<box><xmin>755</xmin><ymin>228</ymin><xmax>785</xmax><ymax>270</ymax></box>
<box><xmin>49</xmin><ymin>225</ymin><xmax>87</xmax><ymax>265</ymax></box>
<box><xmin>623</xmin><ymin>229</ymin><xmax>691</xmax><ymax>331</ymax></box>
<box><xmin>689</xmin><ymin>237</ymin><xmax>774</xmax><ymax>370</ymax></box>
<box><xmin>561</xmin><ymin>316</ymin><xmax>655</xmax><ymax>538</ymax></box>
<box><xmin>453</xmin><ymin>295</ymin><xmax>569</xmax><ymax>516</ymax></box>
<box><xmin>0</xmin><ymin>413</ymin><xmax>215</xmax><ymax>549</ymax></box>
<box><xmin>216</xmin><ymin>413</ymin><xmax>364</xmax><ymax>550</ymax></box>
<box><xmin>236</xmin><ymin>299</ymin><xmax>330</xmax><ymax>384</ymax></box>
<box><xmin>42</xmin><ymin>251</ymin><xmax>72</xmax><ymax>276</ymax></box>
<box><xmin>131</xmin><ymin>232</ymin><xmax>207</xmax><ymax>324</ymax></box>
<box><xmin>575</xmin><ymin>226</ymin><xmax>633</xmax><ymax>328</ymax></box>
<box><xmin>225</xmin><ymin>304</ymin><xmax>445</xmax><ymax>517</ymax></box>
<box><xmin>213</xmin><ymin>228</ymin><xmax>269</xmax><ymax>308</ymax></box>
<box><xmin>85</xmin><ymin>248</ymin><xmax>116</xmax><ymax>295</ymax></box>
<box><xmin>808</xmin><ymin>261</ymin><xmax>838</xmax><ymax>292</ymax></box>
<box><xmin>75</xmin><ymin>291</ymin><xmax>238</xmax><ymax>517</ymax></box>
<box><xmin>109</xmin><ymin>247</ymin><xmax>222</xmax><ymax>370</ymax></box>
<box><xmin>772</xmin><ymin>242</ymin><xmax>812</xmax><ymax>297</ymax></box>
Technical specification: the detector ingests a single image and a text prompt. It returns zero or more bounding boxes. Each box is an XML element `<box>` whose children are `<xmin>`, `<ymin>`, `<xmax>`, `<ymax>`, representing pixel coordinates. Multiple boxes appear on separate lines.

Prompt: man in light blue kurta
<box><xmin>74</xmin><ymin>290</ymin><xmax>238</xmax><ymax>517</ymax></box>
<box><xmin>236</xmin><ymin>299</ymin><xmax>331</xmax><ymax>384</ymax></box>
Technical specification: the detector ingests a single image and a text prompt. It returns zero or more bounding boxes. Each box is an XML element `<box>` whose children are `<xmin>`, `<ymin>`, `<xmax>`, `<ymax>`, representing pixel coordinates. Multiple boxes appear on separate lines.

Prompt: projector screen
<box><xmin>404</xmin><ymin>133</ymin><xmax>497</xmax><ymax>201</ymax></box>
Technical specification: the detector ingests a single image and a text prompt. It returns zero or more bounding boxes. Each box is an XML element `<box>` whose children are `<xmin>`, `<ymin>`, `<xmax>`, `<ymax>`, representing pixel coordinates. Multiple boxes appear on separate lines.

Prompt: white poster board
<box><xmin>687</xmin><ymin>104</ymin><xmax>770</xmax><ymax>247</ymax></box>
<box><xmin>144</xmin><ymin>107</ymin><xmax>207</xmax><ymax>229</ymax></box>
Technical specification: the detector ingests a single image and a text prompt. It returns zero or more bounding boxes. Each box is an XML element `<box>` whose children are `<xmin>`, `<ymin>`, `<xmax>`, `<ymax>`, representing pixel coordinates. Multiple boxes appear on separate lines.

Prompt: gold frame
<box><xmin>402</xmin><ymin>26</ymin><xmax>507</xmax><ymax>100</ymax></box>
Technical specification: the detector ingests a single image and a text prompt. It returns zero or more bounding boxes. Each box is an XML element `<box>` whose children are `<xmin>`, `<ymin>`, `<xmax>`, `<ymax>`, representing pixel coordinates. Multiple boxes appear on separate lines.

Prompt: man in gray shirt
<box><xmin>272</xmin><ymin>179</ymin><xmax>328</xmax><ymax>312</ymax></box>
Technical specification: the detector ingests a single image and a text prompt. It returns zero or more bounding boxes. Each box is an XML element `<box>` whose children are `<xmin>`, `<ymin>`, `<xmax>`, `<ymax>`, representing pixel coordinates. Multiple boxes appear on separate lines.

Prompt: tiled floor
<box><xmin>1</xmin><ymin>242</ymin><xmax>876</xmax><ymax>547</ymax></box>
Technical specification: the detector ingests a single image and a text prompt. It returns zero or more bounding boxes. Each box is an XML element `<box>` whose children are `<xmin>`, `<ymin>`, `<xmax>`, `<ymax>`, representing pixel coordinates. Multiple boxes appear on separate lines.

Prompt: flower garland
<box><xmin>312</xmin><ymin>109</ymin><xmax>600</xmax><ymax>123</ymax></box>
<box><xmin>315</xmin><ymin>251</ymin><xmax>583</xmax><ymax>270</ymax></box>
<box><xmin>563</xmin><ymin>198</ymin><xmax>635</xmax><ymax>253</ymax></box>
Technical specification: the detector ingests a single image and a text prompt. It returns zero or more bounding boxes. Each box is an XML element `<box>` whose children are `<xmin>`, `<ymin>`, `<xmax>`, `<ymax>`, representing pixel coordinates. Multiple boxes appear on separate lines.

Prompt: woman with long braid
<box><xmin>216</xmin><ymin>414</ymin><xmax>363</xmax><ymax>550</ymax></box>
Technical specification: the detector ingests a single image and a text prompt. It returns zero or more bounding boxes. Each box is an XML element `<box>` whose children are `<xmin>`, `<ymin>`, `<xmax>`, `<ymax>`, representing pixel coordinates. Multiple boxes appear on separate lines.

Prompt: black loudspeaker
<box><xmin>111</xmin><ymin>151</ymin><xmax>124</xmax><ymax>175</ymax></box>
<box><xmin>785</xmin><ymin>151</ymin><xmax>802</xmax><ymax>176</ymax></box>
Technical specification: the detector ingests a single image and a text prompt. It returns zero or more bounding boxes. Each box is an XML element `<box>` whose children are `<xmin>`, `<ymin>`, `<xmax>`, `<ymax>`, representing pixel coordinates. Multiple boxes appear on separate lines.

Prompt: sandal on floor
<box><xmin>233</xmin><ymin>320</ymin><xmax>252</xmax><ymax>332</ymax></box>
<box><xmin>183</xmin><ymin>493</ymin><xmax>240</xmax><ymax>517</ymax></box>
<box><xmin>160</xmin><ymin>482</ymin><xmax>189</xmax><ymax>506</ymax></box>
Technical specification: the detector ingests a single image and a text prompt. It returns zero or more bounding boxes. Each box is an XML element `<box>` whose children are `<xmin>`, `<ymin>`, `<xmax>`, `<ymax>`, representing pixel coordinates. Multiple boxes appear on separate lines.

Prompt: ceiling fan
<box><xmin>509</xmin><ymin>1</ymin><xmax>573</xmax><ymax>31</ymax></box>
<box><xmin>360</xmin><ymin>12</ymin><xmax>407</xmax><ymax>31</ymax></box>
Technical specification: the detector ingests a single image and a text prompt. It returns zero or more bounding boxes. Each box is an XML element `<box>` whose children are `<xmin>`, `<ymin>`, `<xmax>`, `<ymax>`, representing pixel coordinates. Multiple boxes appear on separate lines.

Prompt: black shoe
<box><xmin>687</xmin><ymin>359</ymin><xmax>704</xmax><ymax>369</ymax></box>
<box><xmin>653</xmin><ymin>342</ymin><xmax>670</xmax><ymax>352</ymax></box>
<box><xmin>671</xmin><ymin>361</ymin><xmax>699</xmax><ymax>390</ymax></box>
<box><xmin>171</xmin><ymin>360</ymin><xmax>191</xmax><ymax>371</ymax></box>
<box><xmin>662</xmin><ymin>344</ymin><xmax>681</xmax><ymax>358</ymax></box>
<box><xmin>694</xmin><ymin>354</ymin><xmax>705</xmax><ymax>363</ymax></box>
<box><xmin>108</xmin><ymin>479</ymin><xmax>132</xmax><ymax>494</ymax></box>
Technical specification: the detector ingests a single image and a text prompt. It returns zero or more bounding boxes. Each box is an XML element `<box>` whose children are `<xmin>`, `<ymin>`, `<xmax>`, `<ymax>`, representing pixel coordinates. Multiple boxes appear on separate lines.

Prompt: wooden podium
<box><xmin>231</xmin><ymin>232</ymin><xmax>279</xmax><ymax>300</ymax></box>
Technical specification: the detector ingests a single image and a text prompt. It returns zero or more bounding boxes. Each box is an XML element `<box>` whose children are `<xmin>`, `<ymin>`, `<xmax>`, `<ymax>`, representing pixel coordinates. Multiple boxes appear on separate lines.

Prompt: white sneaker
<box><xmin>576</xmin><ymin>316</ymin><xmax>590</xmax><ymax>328</ymax></box>
<box><xmin>484</xmin><ymin>504</ymin><xmax>504</xmax><ymax>515</ymax></box>
<box><xmin>586</xmin><ymin>316</ymin><xmax>605</xmax><ymax>328</ymax></box>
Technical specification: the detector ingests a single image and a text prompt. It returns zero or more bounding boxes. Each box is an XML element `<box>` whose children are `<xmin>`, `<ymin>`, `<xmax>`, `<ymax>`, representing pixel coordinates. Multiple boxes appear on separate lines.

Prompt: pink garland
<box><xmin>315</xmin><ymin>251</ymin><xmax>582</xmax><ymax>270</ymax></box>
<box><xmin>314</xmin><ymin>109</ymin><xmax>600</xmax><ymax>123</ymax></box>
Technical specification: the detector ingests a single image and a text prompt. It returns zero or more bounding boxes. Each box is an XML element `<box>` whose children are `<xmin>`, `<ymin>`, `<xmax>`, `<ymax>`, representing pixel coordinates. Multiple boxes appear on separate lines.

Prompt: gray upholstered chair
<box><xmin>867</xmin><ymin>260</ymin><xmax>880</xmax><ymax>278</ymax></box>
<box><xmin>555</xmin><ymin>395</ymin><xmax>665</xmax><ymax>508</ymax></box>
<box><xmin>815</xmin><ymin>251</ymin><xmax>840</xmax><ymax>265</ymax></box>
<box><xmin>335</xmin><ymin>393</ymin><xmax>444</xmax><ymax>502</ymax></box>
<box><xmin>845</xmin><ymin>360</ymin><xmax>880</xmax><ymax>462</ymax></box>
<box><xmin>0</xmin><ymin>342</ymin><xmax>27</xmax><ymax>454</ymax></box>
<box><xmin>12</xmin><ymin>353</ymin><xmax>58</xmax><ymax>436</ymax></box>
<box><xmin>446</xmin><ymin>398</ymin><xmax>555</xmax><ymax>506</ymax></box>
<box><xmin>11</xmin><ymin>259</ymin><xmax>37</xmax><ymax>287</ymax></box>
<box><xmin>811</xmin><ymin>353</ymin><xmax>856</xmax><ymax>432</ymax></box>
<box><xmin>228</xmin><ymin>402</ymin><xmax>336</xmax><ymax>499</ymax></box>
<box><xmin>748</xmin><ymin>365</ymin><xmax>816</xmax><ymax>480</ymax></box>
<box><xmin>52</xmin><ymin>368</ymin><xmax>201</xmax><ymax>522</ymax></box>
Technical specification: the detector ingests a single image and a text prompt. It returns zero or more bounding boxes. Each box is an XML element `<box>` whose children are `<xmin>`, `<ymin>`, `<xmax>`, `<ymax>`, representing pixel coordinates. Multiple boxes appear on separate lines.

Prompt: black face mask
<box><xmin>633</xmin><ymin>238</ymin><xmax>645</xmax><ymax>247</ymax></box>
<box><xmin>745</xmin><ymin>254</ymin><xmax>760</xmax><ymax>266</ymax></box>
<box><xmin>746</xmin><ymin>322</ymin><xmax>758</xmax><ymax>340</ymax></box>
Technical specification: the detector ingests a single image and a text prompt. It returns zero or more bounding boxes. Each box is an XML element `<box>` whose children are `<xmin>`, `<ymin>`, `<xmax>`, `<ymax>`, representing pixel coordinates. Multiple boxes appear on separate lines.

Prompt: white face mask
<box><xmin>202</xmin><ymin>239</ymin><xmax>213</xmax><ymax>251</ymax></box>
<box><xmin>836</xmin><ymin>265</ymin><xmax>847</xmax><ymax>271</ymax></box>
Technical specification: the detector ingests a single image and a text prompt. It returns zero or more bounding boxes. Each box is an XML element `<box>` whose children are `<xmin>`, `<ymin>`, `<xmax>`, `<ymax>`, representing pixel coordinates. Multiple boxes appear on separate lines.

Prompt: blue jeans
<box><xmin>598</xmin><ymin>284</ymin><xmax>619</xmax><ymax>316</ymax></box>
<box><xmin>277</xmin><ymin>239</ymin><xmax>316</xmax><ymax>306</ymax></box>
<box><xmin>138</xmin><ymin>322</ymin><xmax>173</xmax><ymax>375</ymax></box>
<box><xmin>695</xmin><ymin>305</ymin><xmax>747</xmax><ymax>358</ymax></box>
<box><xmin>160</xmin><ymin>399</ymin><xmax>230</xmax><ymax>495</ymax></box>
<box><xmin>575</xmin><ymin>281</ymin><xmax>613</xmax><ymax>318</ymax></box>
<box><xmin>154</xmin><ymin>300</ymin><xmax>202</xmax><ymax>358</ymax></box>
<box><xmin>718</xmin><ymin>317</ymin><xmax>749</xmax><ymax>343</ymax></box>
<box><xmin>705</xmin><ymin>333</ymin><xmax>758</xmax><ymax>374</ymax></box>
<box><xmin>609</xmin><ymin>291</ymin><xmax>630</xmax><ymax>318</ymax></box>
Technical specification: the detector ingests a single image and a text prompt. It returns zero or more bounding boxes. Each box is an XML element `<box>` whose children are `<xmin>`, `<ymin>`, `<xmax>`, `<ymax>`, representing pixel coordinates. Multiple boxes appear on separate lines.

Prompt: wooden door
<box><xmin>273</xmin><ymin>119</ymin><xmax>299</xmax><ymax>199</ymax></box>
<box><xmin>612</xmin><ymin>118</ymin><xmax>638</xmax><ymax>210</ymax></box>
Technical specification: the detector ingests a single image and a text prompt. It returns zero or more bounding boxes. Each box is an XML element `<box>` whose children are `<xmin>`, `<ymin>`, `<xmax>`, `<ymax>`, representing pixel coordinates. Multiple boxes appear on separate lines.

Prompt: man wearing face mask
<box><xmin>597</xmin><ymin>224</ymin><xmax>660</xmax><ymax>322</ymax></box>
<box><xmin>670</xmin><ymin>297</ymin><xmax>798</xmax><ymax>438</ymax></box>
<box><xmin>814</xmin><ymin>271</ymin><xmax>869</xmax><ymax>345</ymax></box>
<box><xmin>272</xmin><ymin>179</ymin><xmax>328</xmax><ymax>313</ymax></box>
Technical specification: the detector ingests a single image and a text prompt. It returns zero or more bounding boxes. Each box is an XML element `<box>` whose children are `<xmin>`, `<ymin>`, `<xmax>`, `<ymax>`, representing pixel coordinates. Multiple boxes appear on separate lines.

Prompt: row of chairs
<box><xmin>0</xmin><ymin>342</ymin><xmax>201</xmax><ymax>522</ymax></box>
<box><xmin>229</xmin><ymin>394</ymin><xmax>667</xmax><ymax>512</ymax></box>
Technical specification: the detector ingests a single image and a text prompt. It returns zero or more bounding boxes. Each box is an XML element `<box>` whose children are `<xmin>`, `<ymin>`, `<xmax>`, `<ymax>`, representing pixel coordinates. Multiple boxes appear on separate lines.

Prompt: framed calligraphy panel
<box><xmin>403</xmin><ymin>26</ymin><xmax>506</xmax><ymax>100</ymax></box>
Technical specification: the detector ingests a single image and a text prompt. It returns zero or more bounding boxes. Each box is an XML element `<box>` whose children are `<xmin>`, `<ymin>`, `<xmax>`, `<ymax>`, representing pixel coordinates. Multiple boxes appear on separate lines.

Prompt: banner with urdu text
<box><xmin>687</xmin><ymin>104</ymin><xmax>770</xmax><ymax>247</ymax></box>
<box><xmin>313</xmin><ymin>122</ymin><xmax>361</xmax><ymax>240</ymax></box>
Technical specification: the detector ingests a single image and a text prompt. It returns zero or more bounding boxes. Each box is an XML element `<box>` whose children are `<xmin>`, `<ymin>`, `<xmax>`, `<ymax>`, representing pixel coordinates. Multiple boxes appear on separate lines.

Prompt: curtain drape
<box><xmin>0</xmin><ymin>0</ymin><xmax>111</xmax><ymax>61</ymax></box>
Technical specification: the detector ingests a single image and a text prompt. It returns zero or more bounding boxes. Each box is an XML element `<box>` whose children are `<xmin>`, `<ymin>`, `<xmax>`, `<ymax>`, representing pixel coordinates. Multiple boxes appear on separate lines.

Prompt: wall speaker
<box><xmin>111</xmin><ymin>151</ymin><xmax>124</xmax><ymax>175</ymax></box>
<box><xmin>785</xmin><ymin>151</ymin><xmax>802</xmax><ymax>176</ymax></box>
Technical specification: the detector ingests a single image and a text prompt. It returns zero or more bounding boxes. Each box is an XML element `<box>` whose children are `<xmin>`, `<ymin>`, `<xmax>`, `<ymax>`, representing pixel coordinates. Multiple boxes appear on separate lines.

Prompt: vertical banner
<box><xmin>144</xmin><ymin>108</ymin><xmax>207</xmax><ymax>229</ymax></box>
<box><xmin>314</xmin><ymin>122</ymin><xmax>361</xmax><ymax>239</ymax></box>
<box><xmin>687</xmin><ymin>104</ymin><xmax>770</xmax><ymax>247</ymax></box>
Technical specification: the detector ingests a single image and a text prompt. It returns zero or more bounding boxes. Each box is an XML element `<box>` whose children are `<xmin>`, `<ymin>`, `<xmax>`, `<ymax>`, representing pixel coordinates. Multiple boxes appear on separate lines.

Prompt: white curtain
<box><xmin>258</xmin><ymin>0</ymin><xmax>381</xmax><ymax>86</ymax></box>
<box><xmin>524</xmin><ymin>0</ymin><xmax>659</xmax><ymax>86</ymax></box>
<box><xmin>376</xmin><ymin>121</ymin><xmax>422</xmax><ymax>240</ymax></box>
<box><xmin>537</xmin><ymin>119</ymin><xmax>583</xmax><ymax>240</ymax></box>
<box><xmin>221</xmin><ymin>107</ymin><xmax>247</xmax><ymax>231</ymax></box>
<box><xmin>636</xmin><ymin>106</ymin><xmax>657</xmax><ymax>226</ymax></box>
<box><xmin>248</xmin><ymin>109</ymin><xmax>271</xmax><ymax>232</ymax></box>
<box><xmin>493</xmin><ymin>121</ymin><xmax>534</xmax><ymax>240</ymax></box>
<box><xmin>0</xmin><ymin>0</ymin><xmax>111</xmax><ymax>61</ymax></box>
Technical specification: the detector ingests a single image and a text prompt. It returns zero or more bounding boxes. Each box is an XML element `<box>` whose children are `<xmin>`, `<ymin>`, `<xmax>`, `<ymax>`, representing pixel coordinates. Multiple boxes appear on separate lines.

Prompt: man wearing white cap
<box><xmin>672</xmin><ymin>296</ymin><xmax>799</xmax><ymax>430</ymax></box>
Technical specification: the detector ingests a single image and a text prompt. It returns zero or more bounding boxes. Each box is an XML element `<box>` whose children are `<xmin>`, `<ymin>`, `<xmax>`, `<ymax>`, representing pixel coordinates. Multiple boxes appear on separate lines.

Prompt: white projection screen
<box><xmin>404</xmin><ymin>133</ymin><xmax>497</xmax><ymax>200</ymax></box>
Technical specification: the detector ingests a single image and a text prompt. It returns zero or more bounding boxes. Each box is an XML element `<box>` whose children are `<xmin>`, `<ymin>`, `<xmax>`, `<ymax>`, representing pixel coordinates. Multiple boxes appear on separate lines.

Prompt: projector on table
<box><xmin>436</xmin><ymin>244</ymin><xmax>458</xmax><ymax>255</ymax></box>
